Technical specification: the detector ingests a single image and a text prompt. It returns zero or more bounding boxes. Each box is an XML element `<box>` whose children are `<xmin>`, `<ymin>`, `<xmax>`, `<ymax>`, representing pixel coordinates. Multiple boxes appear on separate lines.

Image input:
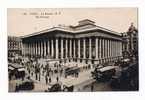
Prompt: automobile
<box><xmin>120</xmin><ymin>58</ymin><xmax>131</xmax><ymax>67</ymax></box>
<box><xmin>8</xmin><ymin>63</ymin><xmax>26</xmax><ymax>79</ymax></box>
<box><xmin>15</xmin><ymin>79</ymin><xmax>34</xmax><ymax>91</ymax></box>
<box><xmin>91</xmin><ymin>66</ymin><xmax>117</xmax><ymax>81</ymax></box>
<box><xmin>65</xmin><ymin>67</ymin><xmax>79</xmax><ymax>77</ymax></box>
<box><xmin>62</xmin><ymin>85</ymin><xmax>74</xmax><ymax>92</ymax></box>
<box><xmin>48</xmin><ymin>84</ymin><xmax>62</xmax><ymax>92</ymax></box>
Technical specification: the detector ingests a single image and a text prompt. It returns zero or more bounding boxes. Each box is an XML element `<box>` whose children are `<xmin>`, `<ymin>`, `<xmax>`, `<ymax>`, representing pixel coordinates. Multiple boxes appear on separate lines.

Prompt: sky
<box><xmin>7</xmin><ymin>8</ymin><xmax>138</xmax><ymax>36</ymax></box>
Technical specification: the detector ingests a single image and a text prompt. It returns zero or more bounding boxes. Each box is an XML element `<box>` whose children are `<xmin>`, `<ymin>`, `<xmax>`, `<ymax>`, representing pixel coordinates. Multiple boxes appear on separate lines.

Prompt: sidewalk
<box><xmin>26</xmin><ymin>68</ymin><xmax>95</xmax><ymax>92</ymax></box>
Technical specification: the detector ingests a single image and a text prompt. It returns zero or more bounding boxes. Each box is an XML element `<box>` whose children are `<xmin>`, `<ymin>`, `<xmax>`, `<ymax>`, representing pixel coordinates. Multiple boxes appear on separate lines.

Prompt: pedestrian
<box><xmin>60</xmin><ymin>69</ymin><xmax>63</xmax><ymax>77</ymax></box>
<box><xmin>65</xmin><ymin>74</ymin><xmax>67</xmax><ymax>78</ymax></box>
<box><xmin>28</xmin><ymin>68</ymin><xmax>30</xmax><ymax>74</ymax></box>
<box><xmin>45</xmin><ymin>75</ymin><xmax>48</xmax><ymax>84</ymax></box>
<box><xmin>36</xmin><ymin>73</ymin><xmax>38</xmax><ymax>80</ymax></box>
<box><xmin>49</xmin><ymin>77</ymin><xmax>51</xmax><ymax>83</ymax></box>
<box><xmin>31</xmin><ymin>72</ymin><xmax>33</xmax><ymax>77</ymax></box>
<box><xmin>51</xmin><ymin>70</ymin><xmax>53</xmax><ymax>76</ymax></box>
<box><xmin>91</xmin><ymin>83</ymin><xmax>94</xmax><ymax>92</ymax></box>
<box><xmin>56</xmin><ymin>76</ymin><xmax>59</xmax><ymax>82</ymax></box>
<box><xmin>39</xmin><ymin>73</ymin><xmax>41</xmax><ymax>81</ymax></box>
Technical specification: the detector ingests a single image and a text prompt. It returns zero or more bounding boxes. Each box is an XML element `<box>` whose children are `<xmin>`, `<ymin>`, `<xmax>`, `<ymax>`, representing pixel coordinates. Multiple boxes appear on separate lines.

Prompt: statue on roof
<box><xmin>127</xmin><ymin>23</ymin><xmax>138</xmax><ymax>34</ymax></box>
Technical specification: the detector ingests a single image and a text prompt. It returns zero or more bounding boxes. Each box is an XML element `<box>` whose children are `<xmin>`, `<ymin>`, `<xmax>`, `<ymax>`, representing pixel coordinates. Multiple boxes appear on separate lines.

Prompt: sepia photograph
<box><xmin>7</xmin><ymin>8</ymin><xmax>138</xmax><ymax>92</ymax></box>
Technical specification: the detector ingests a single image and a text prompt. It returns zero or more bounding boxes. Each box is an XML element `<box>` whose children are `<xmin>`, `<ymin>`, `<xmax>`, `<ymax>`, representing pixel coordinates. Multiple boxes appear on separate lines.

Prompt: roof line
<box><xmin>21</xmin><ymin>25</ymin><xmax>120</xmax><ymax>38</ymax></box>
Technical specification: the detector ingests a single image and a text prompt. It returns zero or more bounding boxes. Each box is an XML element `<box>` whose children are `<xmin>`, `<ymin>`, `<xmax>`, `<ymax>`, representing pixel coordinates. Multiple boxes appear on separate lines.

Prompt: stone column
<box><xmin>113</xmin><ymin>41</ymin><xmax>115</xmax><ymax>57</ymax></box>
<box><xmin>26</xmin><ymin>43</ymin><xmax>30</xmax><ymax>55</ymax></box>
<box><xmin>106</xmin><ymin>40</ymin><xmax>108</xmax><ymax>58</ymax></box>
<box><xmin>89</xmin><ymin>38</ymin><xmax>92</xmax><ymax>59</ymax></box>
<box><xmin>24</xmin><ymin>44</ymin><xmax>26</xmax><ymax>55</ymax></box>
<box><xmin>110</xmin><ymin>40</ymin><xmax>112</xmax><ymax>57</ymax></box>
<box><xmin>44</xmin><ymin>41</ymin><xmax>46</xmax><ymax>57</ymax></box>
<box><xmin>32</xmin><ymin>43</ymin><xmax>34</xmax><ymax>56</ymax></box>
<box><xmin>117</xmin><ymin>41</ymin><xmax>119</xmax><ymax>56</ymax></box>
<box><xmin>47</xmin><ymin>40</ymin><xmax>50</xmax><ymax>56</ymax></box>
<box><xmin>26</xmin><ymin>44</ymin><xmax>29</xmax><ymax>56</ymax></box>
<box><xmin>30</xmin><ymin>43</ymin><xmax>32</xmax><ymax>56</ymax></box>
<box><xmin>22</xmin><ymin>43</ymin><xmax>25</xmax><ymax>56</ymax></box>
<box><xmin>65</xmin><ymin>39</ymin><xmax>68</xmax><ymax>58</ymax></box>
<box><xmin>35</xmin><ymin>42</ymin><xmax>37</xmax><ymax>56</ymax></box>
<box><xmin>114</xmin><ymin>41</ymin><xmax>116</xmax><ymax>57</ymax></box>
<box><xmin>120</xmin><ymin>41</ymin><xmax>122</xmax><ymax>56</ymax></box>
<box><xmin>105</xmin><ymin>39</ymin><xmax>107</xmax><ymax>58</ymax></box>
<box><xmin>31</xmin><ymin>43</ymin><xmax>33</xmax><ymax>56</ymax></box>
<box><xmin>30</xmin><ymin>43</ymin><xmax>33</xmax><ymax>56</ymax></box>
<box><xmin>36</xmin><ymin>42</ymin><xmax>39</xmax><ymax>55</ymax></box>
<box><xmin>95</xmin><ymin>38</ymin><xmax>98</xmax><ymax>60</ymax></box>
<box><xmin>108</xmin><ymin>40</ymin><xmax>110</xmax><ymax>57</ymax></box>
<box><xmin>119</xmin><ymin>41</ymin><xmax>121</xmax><ymax>56</ymax></box>
<box><xmin>102</xmin><ymin>39</ymin><xmax>105</xmax><ymax>58</ymax></box>
<box><xmin>118</xmin><ymin>42</ymin><xmax>120</xmax><ymax>57</ymax></box>
<box><xmin>21</xmin><ymin>42</ymin><xmax>24</xmax><ymax>56</ymax></box>
<box><xmin>107</xmin><ymin>40</ymin><xmax>110</xmax><ymax>61</ymax></box>
<box><xmin>83</xmin><ymin>38</ymin><xmax>86</xmax><ymax>59</ymax></box>
<box><xmin>55</xmin><ymin>38</ymin><xmax>58</xmax><ymax>59</ymax></box>
<box><xmin>28</xmin><ymin>43</ymin><xmax>29</xmax><ymax>56</ymax></box>
<box><xmin>21</xmin><ymin>43</ymin><xmax>23</xmax><ymax>56</ymax></box>
<box><xmin>112</xmin><ymin>41</ymin><xmax>114</xmax><ymax>57</ymax></box>
<box><xmin>61</xmin><ymin>38</ymin><xmax>63</xmax><ymax>59</ymax></box>
<box><xmin>118</xmin><ymin>42</ymin><xmax>120</xmax><ymax>56</ymax></box>
<box><xmin>105</xmin><ymin>39</ymin><xmax>107</xmax><ymax>62</ymax></box>
<box><xmin>27</xmin><ymin>44</ymin><xmax>29</xmax><ymax>56</ymax></box>
<box><xmin>111</xmin><ymin>40</ymin><xmax>113</xmax><ymax>57</ymax></box>
<box><xmin>25</xmin><ymin>44</ymin><xmax>27</xmax><ymax>56</ymax></box>
<box><xmin>38</xmin><ymin>41</ymin><xmax>41</xmax><ymax>56</ymax></box>
<box><xmin>105</xmin><ymin>40</ymin><xmax>107</xmax><ymax>58</ymax></box>
<box><xmin>41</xmin><ymin>41</ymin><xmax>43</xmax><ymax>57</ymax></box>
<box><xmin>69</xmin><ymin>39</ymin><xmax>72</xmax><ymax>58</ymax></box>
<box><xmin>31</xmin><ymin>43</ymin><xmax>32</xmax><ymax>56</ymax></box>
<box><xmin>34</xmin><ymin>43</ymin><xmax>36</xmax><ymax>56</ymax></box>
<box><xmin>33</xmin><ymin>43</ymin><xmax>35</xmax><ymax>56</ymax></box>
<box><xmin>78</xmin><ymin>39</ymin><xmax>80</xmax><ymax>58</ymax></box>
<box><xmin>115</xmin><ymin>41</ymin><xmax>117</xmax><ymax>57</ymax></box>
<box><xmin>73</xmin><ymin>39</ymin><xmax>76</xmax><ymax>58</ymax></box>
<box><xmin>104</xmin><ymin>39</ymin><xmax>106</xmax><ymax>58</ymax></box>
<box><xmin>99</xmin><ymin>38</ymin><xmax>102</xmax><ymax>59</ymax></box>
<box><xmin>116</xmin><ymin>41</ymin><xmax>118</xmax><ymax>57</ymax></box>
<box><xmin>22</xmin><ymin>43</ymin><xmax>24</xmax><ymax>56</ymax></box>
<box><xmin>51</xmin><ymin>39</ymin><xmax>54</xmax><ymax>58</ymax></box>
<box><xmin>107</xmin><ymin>40</ymin><xmax>109</xmax><ymax>58</ymax></box>
<box><xmin>109</xmin><ymin>40</ymin><xmax>111</xmax><ymax>57</ymax></box>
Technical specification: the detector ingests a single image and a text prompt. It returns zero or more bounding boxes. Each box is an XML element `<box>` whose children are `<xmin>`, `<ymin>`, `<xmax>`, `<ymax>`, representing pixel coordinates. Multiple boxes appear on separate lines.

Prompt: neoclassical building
<box><xmin>21</xmin><ymin>19</ymin><xmax>123</xmax><ymax>64</ymax></box>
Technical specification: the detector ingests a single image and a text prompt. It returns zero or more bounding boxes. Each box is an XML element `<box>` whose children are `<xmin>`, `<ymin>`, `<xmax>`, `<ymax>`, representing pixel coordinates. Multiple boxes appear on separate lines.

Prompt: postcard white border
<box><xmin>0</xmin><ymin>0</ymin><xmax>145</xmax><ymax>100</ymax></box>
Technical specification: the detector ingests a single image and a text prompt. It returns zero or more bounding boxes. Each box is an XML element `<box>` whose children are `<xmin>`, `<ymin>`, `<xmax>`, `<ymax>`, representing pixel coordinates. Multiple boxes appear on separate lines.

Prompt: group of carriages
<box><xmin>91</xmin><ymin>57</ymin><xmax>138</xmax><ymax>90</ymax></box>
<box><xmin>8</xmin><ymin>63</ymin><xmax>35</xmax><ymax>91</ymax></box>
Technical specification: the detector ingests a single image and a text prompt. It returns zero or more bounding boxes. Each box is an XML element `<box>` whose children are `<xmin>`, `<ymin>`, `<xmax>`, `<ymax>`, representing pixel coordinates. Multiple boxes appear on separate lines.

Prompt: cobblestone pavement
<box><xmin>9</xmin><ymin>67</ymin><xmax>95</xmax><ymax>92</ymax></box>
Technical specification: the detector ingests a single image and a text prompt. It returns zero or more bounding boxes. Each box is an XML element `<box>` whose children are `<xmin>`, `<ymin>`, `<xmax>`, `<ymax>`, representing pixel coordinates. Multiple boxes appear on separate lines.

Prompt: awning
<box><xmin>9</xmin><ymin>63</ymin><xmax>23</xmax><ymax>69</ymax></box>
<box><xmin>18</xmin><ymin>68</ymin><xmax>25</xmax><ymax>71</ymax></box>
<box><xmin>8</xmin><ymin>66</ymin><xmax>15</xmax><ymax>70</ymax></box>
<box><xmin>99</xmin><ymin>66</ymin><xmax>117</xmax><ymax>72</ymax></box>
<box><xmin>123</xmin><ymin>59</ymin><xmax>130</xmax><ymax>62</ymax></box>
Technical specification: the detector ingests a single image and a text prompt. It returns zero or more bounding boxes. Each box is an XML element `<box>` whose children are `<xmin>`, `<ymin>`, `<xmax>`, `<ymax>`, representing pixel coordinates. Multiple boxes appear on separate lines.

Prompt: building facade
<box><xmin>8</xmin><ymin>36</ymin><xmax>22</xmax><ymax>57</ymax></box>
<box><xmin>21</xmin><ymin>19</ymin><xmax>123</xmax><ymax>64</ymax></box>
<box><xmin>127</xmin><ymin>23</ymin><xmax>138</xmax><ymax>55</ymax></box>
<box><xmin>121</xmin><ymin>23</ymin><xmax>138</xmax><ymax>58</ymax></box>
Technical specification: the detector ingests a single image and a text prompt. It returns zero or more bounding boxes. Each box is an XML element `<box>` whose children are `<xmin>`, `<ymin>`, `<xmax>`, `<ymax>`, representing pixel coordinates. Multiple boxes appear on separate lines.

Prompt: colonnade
<box><xmin>22</xmin><ymin>37</ymin><xmax>122</xmax><ymax>63</ymax></box>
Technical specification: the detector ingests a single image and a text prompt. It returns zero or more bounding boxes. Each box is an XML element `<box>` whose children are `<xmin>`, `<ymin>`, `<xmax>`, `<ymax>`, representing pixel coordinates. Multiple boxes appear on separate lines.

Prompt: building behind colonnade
<box><xmin>21</xmin><ymin>19</ymin><xmax>123</xmax><ymax>64</ymax></box>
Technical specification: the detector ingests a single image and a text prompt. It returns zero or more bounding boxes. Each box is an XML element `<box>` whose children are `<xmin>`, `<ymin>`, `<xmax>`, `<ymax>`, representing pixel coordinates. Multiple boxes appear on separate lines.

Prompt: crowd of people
<box><xmin>23</xmin><ymin>58</ymin><xmax>93</xmax><ymax>85</ymax></box>
<box><xmin>24</xmin><ymin>59</ymin><xmax>64</xmax><ymax>84</ymax></box>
